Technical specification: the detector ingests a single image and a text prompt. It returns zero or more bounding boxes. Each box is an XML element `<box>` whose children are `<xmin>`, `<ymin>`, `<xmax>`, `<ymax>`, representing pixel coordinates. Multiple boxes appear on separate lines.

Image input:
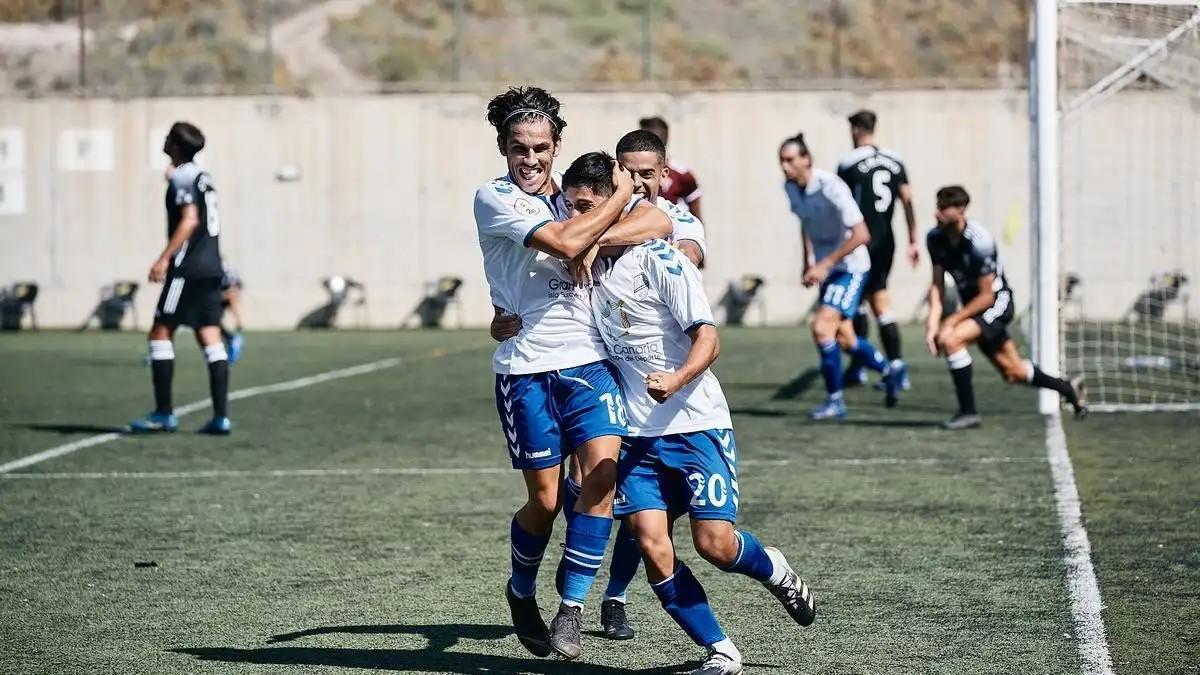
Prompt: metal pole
<box><xmin>78</xmin><ymin>0</ymin><xmax>86</xmax><ymax>90</ymax></box>
<box><xmin>453</xmin><ymin>0</ymin><xmax>464</xmax><ymax>82</ymax></box>
<box><xmin>1032</xmin><ymin>0</ymin><xmax>1060</xmax><ymax>414</ymax></box>
<box><xmin>642</xmin><ymin>0</ymin><xmax>652</xmax><ymax>81</ymax></box>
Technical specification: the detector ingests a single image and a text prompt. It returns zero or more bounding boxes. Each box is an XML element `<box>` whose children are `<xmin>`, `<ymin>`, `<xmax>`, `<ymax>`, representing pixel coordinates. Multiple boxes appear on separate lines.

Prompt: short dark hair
<box><xmin>780</xmin><ymin>131</ymin><xmax>810</xmax><ymax>157</ymax></box>
<box><xmin>615</xmin><ymin>129</ymin><xmax>666</xmax><ymax>164</ymax></box>
<box><xmin>936</xmin><ymin>185</ymin><xmax>971</xmax><ymax>209</ymax></box>
<box><xmin>486</xmin><ymin>86</ymin><xmax>567</xmax><ymax>153</ymax></box>
<box><xmin>561</xmin><ymin>151</ymin><xmax>616</xmax><ymax>198</ymax></box>
<box><xmin>167</xmin><ymin>121</ymin><xmax>205</xmax><ymax>160</ymax></box>
<box><xmin>638</xmin><ymin>116</ymin><xmax>669</xmax><ymax>139</ymax></box>
<box><xmin>847</xmin><ymin>110</ymin><xmax>877</xmax><ymax>132</ymax></box>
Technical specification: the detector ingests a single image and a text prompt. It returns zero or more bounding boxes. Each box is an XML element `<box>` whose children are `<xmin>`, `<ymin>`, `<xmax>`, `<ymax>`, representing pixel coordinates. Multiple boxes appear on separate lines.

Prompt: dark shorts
<box><xmin>154</xmin><ymin>276</ymin><xmax>223</xmax><ymax>328</ymax></box>
<box><xmin>971</xmin><ymin>289</ymin><xmax>1015</xmax><ymax>354</ymax></box>
<box><xmin>864</xmin><ymin>239</ymin><xmax>895</xmax><ymax>296</ymax></box>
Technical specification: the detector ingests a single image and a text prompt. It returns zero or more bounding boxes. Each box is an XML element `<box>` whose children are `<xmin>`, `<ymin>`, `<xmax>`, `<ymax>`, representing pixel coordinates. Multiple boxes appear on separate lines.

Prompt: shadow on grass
<box><xmin>769</xmin><ymin>368</ymin><xmax>822</xmax><ymax>401</ymax></box>
<box><xmin>171</xmin><ymin>622</ymin><xmax>731</xmax><ymax>674</ymax></box>
<box><xmin>14</xmin><ymin>422</ymin><xmax>128</xmax><ymax>434</ymax></box>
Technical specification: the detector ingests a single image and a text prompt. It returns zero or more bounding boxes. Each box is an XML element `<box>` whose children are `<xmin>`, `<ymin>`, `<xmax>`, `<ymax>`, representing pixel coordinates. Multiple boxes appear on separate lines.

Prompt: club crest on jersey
<box><xmin>513</xmin><ymin>197</ymin><xmax>541</xmax><ymax>217</ymax></box>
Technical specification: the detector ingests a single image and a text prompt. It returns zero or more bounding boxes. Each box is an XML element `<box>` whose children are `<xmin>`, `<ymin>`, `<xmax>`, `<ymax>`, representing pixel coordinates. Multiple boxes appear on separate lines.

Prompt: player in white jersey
<box><xmin>489</xmin><ymin>129</ymin><xmax>709</xmax><ymax>641</ymax></box>
<box><xmin>558</xmin><ymin>152</ymin><xmax>815</xmax><ymax>675</ymax></box>
<box><xmin>779</xmin><ymin>132</ymin><xmax>905</xmax><ymax>420</ymax></box>
<box><xmin>474</xmin><ymin>87</ymin><xmax>672</xmax><ymax>661</ymax></box>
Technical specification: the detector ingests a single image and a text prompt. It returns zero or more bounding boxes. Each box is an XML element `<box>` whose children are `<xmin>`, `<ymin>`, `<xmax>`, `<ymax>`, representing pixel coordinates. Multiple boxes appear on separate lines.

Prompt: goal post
<box><xmin>1033</xmin><ymin>0</ymin><xmax>1200</xmax><ymax>413</ymax></box>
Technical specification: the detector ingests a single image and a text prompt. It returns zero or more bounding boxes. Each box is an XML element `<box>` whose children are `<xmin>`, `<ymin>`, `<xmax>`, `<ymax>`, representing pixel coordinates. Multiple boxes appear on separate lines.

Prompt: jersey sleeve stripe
<box><xmin>522</xmin><ymin>220</ymin><xmax>552</xmax><ymax>248</ymax></box>
<box><xmin>685</xmin><ymin>319</ymin><xmax>716</xmax><ymax>333</ymax></box>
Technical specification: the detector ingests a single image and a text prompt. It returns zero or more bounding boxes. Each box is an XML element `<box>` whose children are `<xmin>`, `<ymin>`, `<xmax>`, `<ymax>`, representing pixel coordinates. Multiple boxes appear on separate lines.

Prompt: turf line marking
<box><xmin>0</xmin><ymin>455</ymin><xmax>1042</xmax><ymax>480</ymax></box>
<box><xmin>1045</xmin><ymin>413</ymin><xmax>1116</xmax><ymax>675</ymax></box>
<box><xmin>0</xmin><ymin>346</ymin><xmax>480</xmax><ymax>475</ymax></box>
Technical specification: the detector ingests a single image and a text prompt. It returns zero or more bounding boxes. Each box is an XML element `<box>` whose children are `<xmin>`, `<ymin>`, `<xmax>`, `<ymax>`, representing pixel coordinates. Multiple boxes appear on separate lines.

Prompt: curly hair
<box><xmin>485</xmin><ymin>86</ymin><xmax>567</xmax><ymax>153</ymax></box>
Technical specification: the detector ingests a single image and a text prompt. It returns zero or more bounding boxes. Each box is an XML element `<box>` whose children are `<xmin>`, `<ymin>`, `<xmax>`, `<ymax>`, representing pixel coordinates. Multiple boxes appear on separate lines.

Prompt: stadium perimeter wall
<box><xmin>0</xmin><ymin>90</ymin><xmax>1195</xmax><ymax>330</ymax></box>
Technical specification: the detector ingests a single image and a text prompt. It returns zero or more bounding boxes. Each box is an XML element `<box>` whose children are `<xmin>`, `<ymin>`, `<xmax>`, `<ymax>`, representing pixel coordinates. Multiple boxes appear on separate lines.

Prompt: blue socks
<box><xmin>818</xmin><ymin>340</ymin><xmax>843</xmax><ymax>396</ymax></box>
<box><xmin>561</xmin><ymin>512</ymin><xmax>614</xmax><ymax>606</ymax></box>
<box><xmin>510</xmin><ymin>517</ymin><xmax>551</xmax><ymax>598</ymax></box>
<box><xmin>651</xmin><ymin>562</ymin><xmax>727</xmax><ymax>647</ymax></box>
<box><xmin>604</xmin><ymin>520</ymin><xmax>642</xmax><ymax>601</ymax></box>
<box><xmin>721</xmin><ymin>530</ymin><xmax>774</xmax><ymax>583</ymax></box>
<box><xmin>850</xmin><ymin>337</ymin><xmax>888</xmax><ymax>373</ymax></box>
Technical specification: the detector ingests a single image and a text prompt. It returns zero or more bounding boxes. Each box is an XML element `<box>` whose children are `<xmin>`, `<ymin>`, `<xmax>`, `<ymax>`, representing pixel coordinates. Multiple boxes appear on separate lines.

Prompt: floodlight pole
<box><xmin>1032</xmin><ymin>0</ymin><xmax>1060</xmax><ymax>414</ymax></box>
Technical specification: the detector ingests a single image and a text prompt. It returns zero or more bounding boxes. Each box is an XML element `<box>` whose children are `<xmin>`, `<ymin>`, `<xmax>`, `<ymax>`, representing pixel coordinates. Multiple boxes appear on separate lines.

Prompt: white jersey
<box><xmin>657</xmin><ymin>196</ymin><xmax>707</xmax><ymax>262</ymax></box>
<box><xmin>592</xmin><ymin>240</ymin><xmax>732</xmax><ymax>437</ymax></box>
<box><xmin>474</xmin><ymin>174</ymin><xmax>608</xmax><ymax>375</ymax></box>
<box><xmin>784</xmin><ymin>168</ymin><xmax>870</xmax><ymax>274</ymax></box>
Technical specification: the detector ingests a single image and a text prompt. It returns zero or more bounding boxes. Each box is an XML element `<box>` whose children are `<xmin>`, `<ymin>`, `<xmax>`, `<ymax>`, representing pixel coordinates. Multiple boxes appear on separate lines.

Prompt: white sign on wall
<box><xmin>58</xmin><ymin>129</ymin><xmax>114</xmax><ymax>172</ymax></box>
<box><xmin>0</xmin><ymin>173</ymin><xmax>27</xmax><ymax>216</ymax></box>
<box><xmin>0</xmin><ymin>128</ymin><xmax>24</xmax><ymax>171</ymax></box>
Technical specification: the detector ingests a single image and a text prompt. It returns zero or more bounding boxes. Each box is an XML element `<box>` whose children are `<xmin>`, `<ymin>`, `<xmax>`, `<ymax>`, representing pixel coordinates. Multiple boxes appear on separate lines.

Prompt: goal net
<box><xmin>1057</xmin><ymin>0</ymin><xmax>1200</xmax><ymax>411</ymax></box>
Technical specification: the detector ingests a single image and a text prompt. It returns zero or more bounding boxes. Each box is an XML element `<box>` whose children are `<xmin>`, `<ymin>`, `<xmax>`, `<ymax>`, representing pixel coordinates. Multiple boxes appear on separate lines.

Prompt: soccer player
<box><xmin>836</xmin><ymin>110</ymin><xmax>918</xmax><ymax>388</ymax></box>
<box><xmin>639</xmin><ymin>116</ymin><xmax>703</xmax><ymax>222</ymax></box>
<box><xmin>473</xmin><ymin>86</ymin><xmax>671</xmax><ymax>660</ymax></box>
<box><xmin>128</xmin><ymin>122</ymin><xmax>231</xmax><ymax>436</ymax></box>
<box><xmin>925</xmin><ymin>186</ymin><xmax>1087</xmax><ymax>429</ymax></box>
<box><xmin>490</xmin><ymin>129</ymin><xmax>709</xmax><ymax>641</ymax></box>
<box><xmin>779</xmin><ymin>132</ymin><xmax>904</xmax><ymax>419</ymax></box>
<box><xmin>562</xmin><ymin>152</ymin><xmax>816</xmax><ymax>674</ymax></box>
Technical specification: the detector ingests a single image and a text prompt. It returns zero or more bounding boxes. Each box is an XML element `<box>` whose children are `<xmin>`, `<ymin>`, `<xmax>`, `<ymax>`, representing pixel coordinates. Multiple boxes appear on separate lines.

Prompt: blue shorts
<box><xmin>614</xmin><ymin>429</ymin><xmax>740</xmax><ymax>522</ymax></box>
<box><xmin>495</xmin><ymin>360</ymin><xmax>627</xmax><ymax>471</ymax></box>
<box><xmin>819</xmin><ymin>269</ymin><xmax>868</xmax><ymax>319</ymax></box>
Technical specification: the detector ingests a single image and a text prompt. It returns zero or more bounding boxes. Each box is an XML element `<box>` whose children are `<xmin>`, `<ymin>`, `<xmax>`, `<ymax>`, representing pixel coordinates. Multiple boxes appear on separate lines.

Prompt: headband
<box><xmin>502</xmin><ymin>108</ymin><xmax>559</xmax><ymax>130</ymax></box>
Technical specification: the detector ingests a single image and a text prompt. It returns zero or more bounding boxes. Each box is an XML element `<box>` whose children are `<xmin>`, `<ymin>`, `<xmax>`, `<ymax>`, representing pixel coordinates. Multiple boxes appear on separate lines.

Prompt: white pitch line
<box><xmin>1045</xmin><ymin>413</ymin><xmax>1116</xmax><ymax>675</ymax></box>
<box><xmin>0</xmin><ymin>455</ymin><xmax>1042</xmax><ymax>480</ymax></box>
<box><xmin>0</xmin><ymin>346</ymin><xmax>478</xmax><ymax>475</ymax></box>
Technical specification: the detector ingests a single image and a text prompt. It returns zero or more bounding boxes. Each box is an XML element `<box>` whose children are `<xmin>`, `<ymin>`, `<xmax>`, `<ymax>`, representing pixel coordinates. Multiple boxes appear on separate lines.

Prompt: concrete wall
<box><xmin>0</xmin><ymin>90</ymin><xmax>1195</xmax><ymax>330</ymax></box>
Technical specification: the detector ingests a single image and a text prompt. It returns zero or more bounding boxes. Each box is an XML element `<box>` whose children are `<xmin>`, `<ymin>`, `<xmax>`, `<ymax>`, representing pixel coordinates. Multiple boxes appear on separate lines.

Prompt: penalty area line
<box><xmin>0</xmin><ymin>346</ymin><xmax>481</xmax><ymax>476</ymax></box>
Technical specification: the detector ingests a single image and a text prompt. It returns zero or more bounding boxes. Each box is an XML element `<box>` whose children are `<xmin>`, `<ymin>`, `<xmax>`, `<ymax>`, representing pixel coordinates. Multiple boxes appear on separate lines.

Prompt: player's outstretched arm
<box><xmin>598</xmin><ymin>200</ymin><xmax>672</xmax><ymax>247</ymax></box>
<box><xmin>149</xmin><ymin>204</ymin><xmax>199</xmax><ymax>282</ymax></box>
<box><xmin>529</xmin><ymin>164</ymin><xmax>634</xmax><ymax>259</ymax></box>
<box><xmin>646</xmin><ymin>324</ymin><xmax>719</xmax><ymax>404</ymax></box>
<box><xmin>899</xmin><ymin>183</ymin><xmax>920</xmax><ymax>267</ymax></box>
<box><xmin>926</xmin><ymin>264</ymin><xmax>946</xmax><ymax>356</ymax></box>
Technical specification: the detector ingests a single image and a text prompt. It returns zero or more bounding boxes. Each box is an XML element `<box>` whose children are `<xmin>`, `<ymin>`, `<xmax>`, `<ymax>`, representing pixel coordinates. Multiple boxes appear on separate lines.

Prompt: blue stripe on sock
<box><xmin>561</xmin><ymin>512</ymin><xmax>613</xmax><ymax>605</ymax></box>
<box><xmin>852</xmin><ymin>337</ymin><xmax>888</xmax><ymax>373</ymax></box>
<box><xmin>510</xmin><ymin>517</ymin><xmax>551</xmax><ymax>597</ymax></box>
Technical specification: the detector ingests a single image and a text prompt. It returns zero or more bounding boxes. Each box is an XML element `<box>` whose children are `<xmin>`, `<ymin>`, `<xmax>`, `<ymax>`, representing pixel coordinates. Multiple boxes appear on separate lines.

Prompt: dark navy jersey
<box><xmin>926</xmin><ymin>220</ymin><xmax>1010</xmax><ymax>304</ymax></box>
<box><xmin>165</xmin><ymin>162</ymin><xmax>222</xmax><ymax>279</ymax></box>
<box><xmin>837</xmin><ymin>145</ymin><xmax>908</xmax><ymax>250</ymax></box>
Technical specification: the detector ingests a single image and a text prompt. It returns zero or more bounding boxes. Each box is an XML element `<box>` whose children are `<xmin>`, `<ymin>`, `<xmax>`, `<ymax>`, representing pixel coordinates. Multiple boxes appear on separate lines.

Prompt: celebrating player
<box><xmin>639</xmin><ymin>116</ymin><xmax>704</xmax><ymax>222</ymax></box>
<box><xmin>836</xmin><ymin>110</ymin><xmax>918</xmax><ymax>388</ymax></box>
<box><xmin>779</xmin><ymin>132</ymin><xmax>904</xmax><ymax>420</ymax></box>
<box><xmin>925</xmin><ymin>186</ymin><xmax>1087</xmax><ymax>429</ymax></box>
<box><xmin>490</xmin><ymin>129</ymin><xmax>709</xmax><ymax>641</ymax></box>
<box><xmin>561</xmin><ymin>152</ymin><xmax>815</xmax><ymax>675</ymax></box>
<box><xmin>473</xmin><ymin>86</ymin><xmax>671</xmax><ymax>660</ymax></box>
<box><xmin>128</xmin><ymin>122</ymin><xmax>232</xmax><ymax>436</ymax></box>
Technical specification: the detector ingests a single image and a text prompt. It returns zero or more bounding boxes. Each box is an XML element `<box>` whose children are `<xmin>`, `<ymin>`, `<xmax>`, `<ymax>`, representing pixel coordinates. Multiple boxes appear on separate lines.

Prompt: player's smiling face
<box><xmin>618</xmin><ymin>151</ymin><xmax>667</xmax><ymax>201</ymax></box>
<box><xmin>564</xmin><ymin>185</ymin><xmax>610</xmax><ymax>218</ymax></box>
<box><xmin>504</xmin><ymin>119</ymin><xmax>560</xmax><ymax>196</ymax></box>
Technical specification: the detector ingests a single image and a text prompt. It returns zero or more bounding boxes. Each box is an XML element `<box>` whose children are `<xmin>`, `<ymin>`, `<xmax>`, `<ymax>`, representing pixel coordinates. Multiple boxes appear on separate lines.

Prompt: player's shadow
<box><xmin>14</xmin><ymin>422</ymin><xmax>128</xmax><ymax>434</ymax></box>
<box><xmin>171</xmin><ymin>622</ymin><xmax>702</xmax><ymax>674</ymax></box>
<box><xmin>769</xmin><ymin>367</ymin><xmax>822</xmax><ymax>401</ymax></box>
<box><xmin>835</xmin><ymin>419</ymin><xmax>944</xmax><ymax>429</ymax></box>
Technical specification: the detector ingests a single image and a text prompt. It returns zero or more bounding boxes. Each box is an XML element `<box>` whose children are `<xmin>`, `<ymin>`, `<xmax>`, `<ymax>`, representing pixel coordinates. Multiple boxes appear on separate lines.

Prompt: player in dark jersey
<box><xmin>837</xmin><ymin>110</ymin><xmax>918</xmax><ymax>388</ymax></box>
<box><xmin>128</xmin><ymin>122</ymin><xmax>232</xmax><ymax>436</ymax></box>
<box><xmin>925</xmin><ymin>186</ymin><xmax>1086</xmax><ymax>429</ymax></box>
<box><xmin>639</xmin><ymin>117</ymin><xmax>703</xmax><ymax>222</ymax></box>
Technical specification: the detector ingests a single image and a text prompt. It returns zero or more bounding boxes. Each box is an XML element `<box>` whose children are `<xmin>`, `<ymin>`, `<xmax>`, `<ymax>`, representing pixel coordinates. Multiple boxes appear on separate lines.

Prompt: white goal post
<box><xmin>1033</xmin><ymin>0</ymin><xmax>1200</xmax><ymax>413</ymax></box>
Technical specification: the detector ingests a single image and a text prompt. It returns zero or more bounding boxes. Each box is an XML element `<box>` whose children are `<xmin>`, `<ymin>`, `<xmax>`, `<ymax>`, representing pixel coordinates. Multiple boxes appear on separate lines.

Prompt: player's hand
<box><xmin>803</xmin><ymin>261</ymin><xmax>830</xmax><ymax>287</ymax></box>
<box><xmin>148</xmin><ymin>257</ymin><xmax>169</xmax><ymax>283</ymax></box>
<box><xmin>907</xmin><ymin>243</ymin><xmax>920</xmax><ymax>268</ymax></box>
<box><xmin>611</xmin><ymin>161</ymin><xmax>634</xmax><ymax>195</ymax></box>
<box><xmin>569</xmin><ymin>244</ymin><xmax>600</xmax><ymax>288</ymax></box>
<box><xmin>645</xmin><ymin>371</ymin><xmax>682</xmax><ymax>404</ymax></box>
<box><xmin>490</xmin><ymin>309</ymin><xmax>522</xmax><ymax>342</ymax></box>
<box><xmin>925</xmin><ymin>324</ymin><xmax>940</xmax><ymax>357</ymax></box>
